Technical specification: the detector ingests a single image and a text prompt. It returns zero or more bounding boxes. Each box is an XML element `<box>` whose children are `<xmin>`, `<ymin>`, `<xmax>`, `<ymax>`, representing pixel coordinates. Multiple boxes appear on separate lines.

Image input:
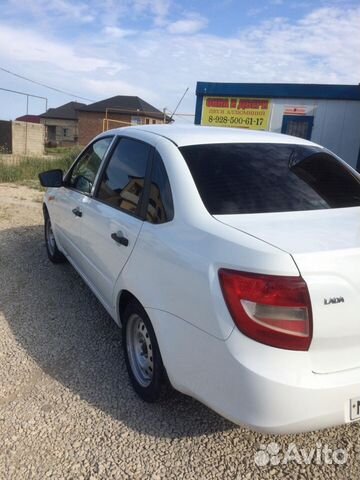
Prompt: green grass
<box><xmin>0</xmin><ymin>147</ymin><xmax>82</xmax><ymax>188</ymax></box>
<box><xmin>45</xmin><ymin>146</ymin><xmax>80</xmax><ymax>155</ymax></box>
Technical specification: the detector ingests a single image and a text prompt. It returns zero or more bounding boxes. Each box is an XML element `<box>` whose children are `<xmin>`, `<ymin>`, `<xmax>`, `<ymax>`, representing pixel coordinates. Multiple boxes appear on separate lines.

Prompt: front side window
<box><xmin>97</xmin><ymin>137</ymin><xmax>151</xmax><ymax>215</ymax></box>
<box><xmin>68</xmin><ymin>137</ymin><xmax>112</xmax><ymax>194</ymax></box>
<box><xmin>180</xmin><ymin>143</ymin><xmax>360</xmax><ymax>215</ymax></box>
<box><xmin>146</xmin><ymin>150</ymin><xmax>174</xmax><ymax>223</ymax></box>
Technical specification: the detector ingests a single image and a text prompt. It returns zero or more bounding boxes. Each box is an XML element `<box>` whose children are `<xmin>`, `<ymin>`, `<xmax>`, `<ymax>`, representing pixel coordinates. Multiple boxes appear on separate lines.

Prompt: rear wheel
<box><xmin>44</xmin><ymin>213</ymin><xmax>66</xmax><ymax>263</ymax></box>
<box><xmin>122</xmin><ymin>300</ymin><xmax>165</xmax><ymax>402</ymax></box>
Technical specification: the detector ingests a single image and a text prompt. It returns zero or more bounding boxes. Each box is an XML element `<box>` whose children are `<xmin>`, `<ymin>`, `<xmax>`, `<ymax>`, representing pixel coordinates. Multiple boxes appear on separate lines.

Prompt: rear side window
<box><xmin>97</xmin><ymin>137</ymin><xmax>151</xmax><ymax>215</ymax></box>
<box><xmin>146</xmin><ymin>150</ymin><xmax>174</xmax><ymax>224</ymax></box>
<box><xmin>180</xmin><ymin>143</ymin><xmax>360</xmax><ymax>214</ymax></box>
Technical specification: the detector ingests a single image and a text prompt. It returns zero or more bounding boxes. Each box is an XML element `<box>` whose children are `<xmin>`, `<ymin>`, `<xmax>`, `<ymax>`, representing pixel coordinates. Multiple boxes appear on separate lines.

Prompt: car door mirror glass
<box><xmin>38</xmin><ymin>169</ymin><xmax>63</xmax><ymax>187</ymax></box>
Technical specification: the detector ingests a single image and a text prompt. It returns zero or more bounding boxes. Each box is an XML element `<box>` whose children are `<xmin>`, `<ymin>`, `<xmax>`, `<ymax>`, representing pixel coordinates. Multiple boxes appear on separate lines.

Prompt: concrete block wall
<box><xmin>12</xmin><ymin>121</ymin><xmax>45</xmax><ymax>155</ymax></box>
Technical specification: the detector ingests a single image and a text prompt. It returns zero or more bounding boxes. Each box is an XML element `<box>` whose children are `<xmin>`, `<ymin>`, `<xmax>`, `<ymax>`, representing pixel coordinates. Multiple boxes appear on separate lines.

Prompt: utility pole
<box><xmin>25</xmin><ymin>94</ymin><xmax>29</xmax><ymax>155</ymax></box>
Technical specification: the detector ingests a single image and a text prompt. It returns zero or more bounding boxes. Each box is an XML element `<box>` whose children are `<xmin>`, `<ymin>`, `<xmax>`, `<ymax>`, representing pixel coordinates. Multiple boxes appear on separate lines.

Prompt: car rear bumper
<box><xmin>148</xmin><ymin>307</ymin><xmax>360</xmax><ymax>434</ymax></box>
<box><xmin>223</xmin><ymin>328</ymin><xmax>360</xmax><ymax>433</ymax></box>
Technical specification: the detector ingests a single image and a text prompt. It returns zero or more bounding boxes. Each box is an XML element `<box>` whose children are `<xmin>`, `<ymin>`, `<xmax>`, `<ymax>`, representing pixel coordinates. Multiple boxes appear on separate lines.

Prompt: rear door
<box><xmin>78</xmin><ymin>136</ymin><xmax>152</xmax><ymax>308</ymax></box>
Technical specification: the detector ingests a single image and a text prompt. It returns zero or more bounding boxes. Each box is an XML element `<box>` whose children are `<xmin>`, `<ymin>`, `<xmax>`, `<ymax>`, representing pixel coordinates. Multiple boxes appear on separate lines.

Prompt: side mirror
<box><xmin>39</xmin><ymin>169</ymin><xmax>63</xmax><ymax>187</ymax></box>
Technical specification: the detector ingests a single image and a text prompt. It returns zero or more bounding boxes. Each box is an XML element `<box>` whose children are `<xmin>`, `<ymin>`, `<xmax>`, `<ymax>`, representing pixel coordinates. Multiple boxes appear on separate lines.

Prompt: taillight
<box><xmin>218</xmin><ymin>269</ymin><xmax>313</xmax><ymax>351</ymax></box>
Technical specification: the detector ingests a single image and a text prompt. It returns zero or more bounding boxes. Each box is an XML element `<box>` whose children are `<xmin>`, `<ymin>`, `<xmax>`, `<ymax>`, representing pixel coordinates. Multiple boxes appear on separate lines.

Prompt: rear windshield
<box><xmin>179</xmin><ymin>143</ymin><xmax>360</xmax><ymax>215</ymax></box>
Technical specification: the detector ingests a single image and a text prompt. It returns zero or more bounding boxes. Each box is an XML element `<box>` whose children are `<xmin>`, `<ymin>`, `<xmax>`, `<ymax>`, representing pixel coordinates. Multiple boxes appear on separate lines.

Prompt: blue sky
<box><xmin>0</xmin><ymin>0</ymin><xmax>359</xmax><ymax>121</ymax></box>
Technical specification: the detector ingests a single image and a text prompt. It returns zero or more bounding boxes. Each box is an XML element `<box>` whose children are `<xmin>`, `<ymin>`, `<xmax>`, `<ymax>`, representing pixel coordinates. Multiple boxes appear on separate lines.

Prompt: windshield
<box><xmin>179</xmin><ymin>143</ymin><xmax>360</xmax><ymax>215</ymax></box>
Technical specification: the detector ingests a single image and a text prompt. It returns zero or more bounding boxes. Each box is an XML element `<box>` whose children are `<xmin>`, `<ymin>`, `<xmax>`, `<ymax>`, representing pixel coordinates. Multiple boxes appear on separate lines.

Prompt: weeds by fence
<box><xmin>0</xmin><ymin>147</ymin><xmax>82</xmax><ymax>188</ymax></box>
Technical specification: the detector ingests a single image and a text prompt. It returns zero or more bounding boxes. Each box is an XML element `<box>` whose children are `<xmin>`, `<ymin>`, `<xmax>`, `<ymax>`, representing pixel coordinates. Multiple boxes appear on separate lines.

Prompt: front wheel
<box><xmin>122</xmin><ymin>301</ymin><xmax>166</xmax><ymax>402</ymax></box>
<box><xmin>44</xmin><ymin>213</ymin><xmax>66</xmax><ymax>263</ymax></box>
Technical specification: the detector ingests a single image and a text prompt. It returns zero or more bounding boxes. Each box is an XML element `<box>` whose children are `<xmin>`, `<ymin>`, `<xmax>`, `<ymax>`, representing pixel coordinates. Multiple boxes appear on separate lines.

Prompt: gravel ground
<box><xmin>0</xmin><ymin>183</ymin><xmax>360</xmax><ymax>479</ymax></box>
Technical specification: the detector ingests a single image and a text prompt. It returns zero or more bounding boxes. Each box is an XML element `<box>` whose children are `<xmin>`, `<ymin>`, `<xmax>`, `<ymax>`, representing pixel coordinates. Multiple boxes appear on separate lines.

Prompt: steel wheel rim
<box><xmin>126</xmin><ymin>313</ymin><xmax>154</xmax><ymax>387</ymax></box>
<box><xmin>46</xmin><ymin>219</ymin><xmax>56</xmax><ymax>255</ymax></box>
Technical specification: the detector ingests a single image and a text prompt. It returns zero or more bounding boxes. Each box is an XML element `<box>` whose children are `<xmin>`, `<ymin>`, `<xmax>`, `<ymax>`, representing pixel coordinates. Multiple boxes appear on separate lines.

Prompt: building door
<box><xmin>47</xmin><ymin>125</ymin><xmax>56</xmax><ymax>142</ymax></box>
<box><xmin>0</xmin><ymin>120</ymin><xmax>12</xmax><ymax>153</ymax></box>
<box><xmin>281</xmin><ymin>115</ymin><xmax>314</xmax><ymax>140</ymax></box>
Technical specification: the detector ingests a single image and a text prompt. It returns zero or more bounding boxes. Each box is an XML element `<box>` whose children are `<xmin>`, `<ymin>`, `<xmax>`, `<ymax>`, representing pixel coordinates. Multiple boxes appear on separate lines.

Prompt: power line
<box><xmin>0</xmin><ymin>66</ymin><xmax>94</xmax><ymax>103</ymax></box>
<box><xmin>0</xmin><ymin>87</ymin><xmax>48</xmax><ymax>113</ymax></box>
<box><xmin>0</xmin><ymin>87</ymin><xmax>47</xmax><ymax>102</ymax></box>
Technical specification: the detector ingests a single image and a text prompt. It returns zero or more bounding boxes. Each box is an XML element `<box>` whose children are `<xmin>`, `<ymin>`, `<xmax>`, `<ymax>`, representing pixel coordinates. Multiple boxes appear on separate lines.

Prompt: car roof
<box><xmin>108</xmin><ymin>124</ymin><xmax>319</xmax><ymax>148</ymax></box>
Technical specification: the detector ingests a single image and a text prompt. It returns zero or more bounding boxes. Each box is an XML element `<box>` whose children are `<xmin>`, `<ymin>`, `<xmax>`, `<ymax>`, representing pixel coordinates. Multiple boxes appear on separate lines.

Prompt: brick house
<box><xmin>40</xmin><ymin>101</ymin><xmax>86</xmax><ymax>146</ymax></box>
<box><xmin>77</xmin><ymin>96</ymin><xmax>168</xmax><ymax>146</ymax></box>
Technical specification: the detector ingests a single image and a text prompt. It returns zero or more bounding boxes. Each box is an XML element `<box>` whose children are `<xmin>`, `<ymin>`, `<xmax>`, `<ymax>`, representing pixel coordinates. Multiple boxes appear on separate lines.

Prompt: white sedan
<box><xmin>39</xmin><ymin>125</ymin><xmax>360</xmax><ymax>434</ymax></box>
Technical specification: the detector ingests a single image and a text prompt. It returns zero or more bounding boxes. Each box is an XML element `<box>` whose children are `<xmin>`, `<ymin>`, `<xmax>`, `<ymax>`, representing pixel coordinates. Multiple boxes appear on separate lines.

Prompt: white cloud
<box><xmin>133</xmin><ymin>0</ymin><xmax>170</xmax><ymax>26</ymax></box>
<box><xmin>84</xmin><ymin>79</ymin><xmax>159</xmax><ymax>103</ymax></box>
<box><xmin>167</xmin><ymin>15</ymin><xmax>208</xmax><ymax>35</ymax></box>
<box><xmin>0</xmin><ymin>25</ymin><xmax>117</xmax><ymax>73</ymax></box>
<box><xmin>8</xmin><ymin>0</ymin><xmax>94</xmax><ymax>23</ymax></box>
<box><xmin>247</xmin><ymin>7</ymin><xmax>266</xmax><ymax>17</ymax></box>
<box><xmin>104</xmin><ymin>26</ymin><xmax>138</xmax><ymax>38</ymax></box>
<box><xmin>45</xmin><ymin>0</ymin><xmax>94</xmax><ymax>21</ymax></box>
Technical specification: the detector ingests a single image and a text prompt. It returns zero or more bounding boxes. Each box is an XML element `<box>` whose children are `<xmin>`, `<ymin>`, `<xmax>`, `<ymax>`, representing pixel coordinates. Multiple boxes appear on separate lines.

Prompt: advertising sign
<box><xmin>283</xmin><ymin>105</ymin><xmax>316</xmax><ymax>116</ymax></box>
<box><xmin>201</xmin><ymin>96</ymin><xmax>271</xmax><ymax>130</ymax></box>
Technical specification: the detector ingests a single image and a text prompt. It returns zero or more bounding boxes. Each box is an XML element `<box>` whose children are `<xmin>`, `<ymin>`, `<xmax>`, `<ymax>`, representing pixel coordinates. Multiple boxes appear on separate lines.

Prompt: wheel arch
<box><xmin>118</xmin><ymin>289</ymin><xmax>140</xmax><ymax>327</ymax></box>
<box><xmin>118</xmin><ymin>288</ymin><xmax>173</xmax><ymax>391</ymax></box>
<box><xmin>43</xmin><ymin>202</ymin><xmax>49</xmax><ymax>218</ymax></box>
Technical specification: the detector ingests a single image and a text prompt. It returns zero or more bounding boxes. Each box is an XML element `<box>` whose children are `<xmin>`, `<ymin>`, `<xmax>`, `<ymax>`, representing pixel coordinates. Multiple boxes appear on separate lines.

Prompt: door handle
<box><xmin>72</xmin><ymin>207</ymin><xmax>82</xmax><ymax>217</ymax></box>
<box><xmin>111</xmin><ymin>231</ymin><xmax>129</xmax><ymax>247</ymax></box>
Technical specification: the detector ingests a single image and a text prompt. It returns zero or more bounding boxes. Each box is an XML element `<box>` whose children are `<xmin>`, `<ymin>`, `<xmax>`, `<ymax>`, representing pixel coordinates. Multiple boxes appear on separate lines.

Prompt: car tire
<box><xmin>44</xmin><ymin>213</ymin><xmax>66</xmax><ymax>264</ymax></box>
<box><xmin>122</xmin><ymin>300</ymin><xmax>166</xmax><ymax>402</ymax></box>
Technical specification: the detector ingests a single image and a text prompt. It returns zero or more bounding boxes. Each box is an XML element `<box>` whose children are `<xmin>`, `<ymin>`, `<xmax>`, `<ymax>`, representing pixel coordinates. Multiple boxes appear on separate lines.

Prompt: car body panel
<box><xmin>115</xmin><ymin>217</ymin><xmax>299</xmax><ymax>340</ymax></box>
<box><xmin>45</xmin><ymin>186</ymin><xmax>84</xmax><ymax>266</ymax></box>
<box><xmin>129</xmin><ymin>124</ymin><xmax>321</xmax><ymax>148</ymax></box>
<box><xmin>148</xmin><ymin>307</ymin><xmax>360</xmax><ymax>434</ymax></box>
<box><xmin>215</xmin><ymin>209</ymin><xmax>360</xmax><ymax>374</ymax></box>
<box><xmin>78</xmin><ymin>196</ymin><xmax>144</xmax><ymax>308</ymax></box>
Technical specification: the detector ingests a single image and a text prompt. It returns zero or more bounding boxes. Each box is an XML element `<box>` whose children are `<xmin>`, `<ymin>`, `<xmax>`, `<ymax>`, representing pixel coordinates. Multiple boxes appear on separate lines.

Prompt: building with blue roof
<box><xmin>195</xmin><ymin>82</ymin><xmax>360</xmax><ymax>170</ymax></box>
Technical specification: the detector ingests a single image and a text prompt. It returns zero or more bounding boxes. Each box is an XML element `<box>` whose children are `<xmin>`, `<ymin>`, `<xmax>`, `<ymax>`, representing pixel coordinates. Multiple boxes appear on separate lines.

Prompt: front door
<box><xmin>79</xmin><ymin>136</ymin><xmax>152</xmax><ymax>308</ymax></box>
<box><xmin>52</xmin><ymin>136</ymin><xmax>113</xmax><ymax>265</ymax></box>
<box><xmin>281</xmin><ymin>115</ymin><xmax>314</xmax><ymax>140</ymax></box>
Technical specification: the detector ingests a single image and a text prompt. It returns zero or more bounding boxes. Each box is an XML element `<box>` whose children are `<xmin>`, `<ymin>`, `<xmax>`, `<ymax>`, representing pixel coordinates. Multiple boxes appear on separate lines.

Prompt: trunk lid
<box><xmin>215</xmin><ymin>207</ymin><xmax>360</xmax><ymax>373</ymax></box>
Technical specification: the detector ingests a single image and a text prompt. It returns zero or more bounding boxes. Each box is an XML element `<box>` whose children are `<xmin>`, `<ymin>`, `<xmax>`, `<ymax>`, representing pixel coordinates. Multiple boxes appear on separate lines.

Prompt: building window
<box><xmin>146</xmin><ymin>118</ymin><xmax>150</xmax><ymax>124</ymax></box>
<box><xmin>63</xmin><ymin>128</ymin><xmax>68</xmax><ymax>137</ymax></box>
<box><xmin>131</xmin><ymin>116</ymin><xmax>142</xmax><ymax>125</ymax></box>
<box><xmin>152</xmin><ymin>119</ymin><xmax>156</xmax><ymax>124</ymax></box>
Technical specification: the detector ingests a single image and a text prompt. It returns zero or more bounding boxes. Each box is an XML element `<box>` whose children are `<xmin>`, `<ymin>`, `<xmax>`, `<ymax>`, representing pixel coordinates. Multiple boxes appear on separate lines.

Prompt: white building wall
<box><xmin>268</xmin><ymin>98</ymin><xmax>360</xmax><ymax>169</ymax></box>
